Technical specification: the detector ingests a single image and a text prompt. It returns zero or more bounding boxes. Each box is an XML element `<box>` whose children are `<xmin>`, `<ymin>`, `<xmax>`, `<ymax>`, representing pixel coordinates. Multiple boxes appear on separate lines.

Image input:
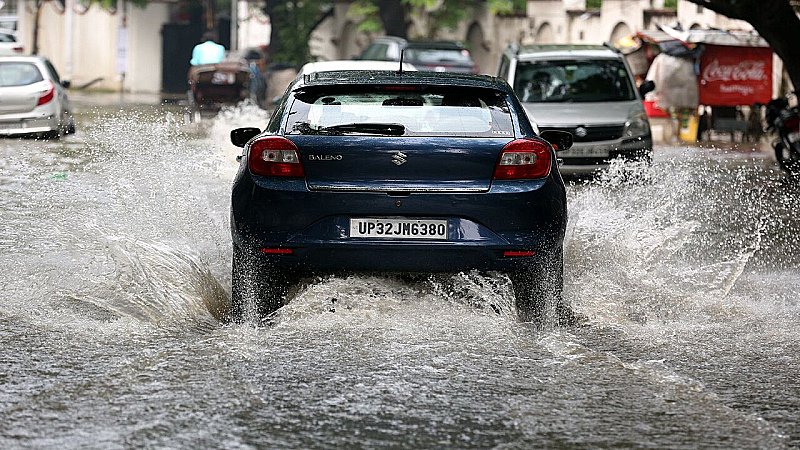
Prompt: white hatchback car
<box><xmin>0</xmin><ymin>55</ymin><xmax>75</xmax><ymax>138</ymax></box>
<box><xmin>0</xmin><ymin>28</ymin><xmax>23</xmax><ymax>56</ymax></box>
<box><xmin>298</xmin><ymin>60</ymin><xmax>417</xmax><ymax>77</ymax></box>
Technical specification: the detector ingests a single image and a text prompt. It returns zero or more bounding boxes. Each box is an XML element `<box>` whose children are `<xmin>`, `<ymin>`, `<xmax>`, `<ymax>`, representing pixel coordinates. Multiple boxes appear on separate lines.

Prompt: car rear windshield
<box><xmin>404</xmin><ymin>47</ymin><xmax>473</xmax><ymax>65</ymax></box>
<box><xmin>0</xmin><ymin>62</ymin><xmax>43</xmax><ymax>87</ymax></box>
<box><xmin>287</xmin><ymin>86</ymin><xmax>514</xmax><ymax>138</ymax></box>
<box><xmin>514</xmin><ymin>59</ymin><xmax>636</xmax><ymax>103</ymax></box>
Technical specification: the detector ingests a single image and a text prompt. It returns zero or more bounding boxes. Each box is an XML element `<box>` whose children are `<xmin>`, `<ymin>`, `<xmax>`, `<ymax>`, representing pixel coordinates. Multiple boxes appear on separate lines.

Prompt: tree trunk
<box><xmin>686</xmin><ymin>0</ymin><xmax>800</xmax><ymax>91</ymax></box>
<box><xmin>32</xmin><ymin>0</ymin><xmax>42</xmax><ymax>55</ymax></box>
<box><xmin>264</xmin><ymin>1</ymin><xmax>282</xmax><ymax>64</ymax></box>
<box><xmin>747</xmin><ymin>8</ymin><xmax>800</xmax><ymax>92</ymax></box>
<box><xmin>378</xmin><ymin>0</ymin><xmax>408</xmax><ymax>38</ymax></box>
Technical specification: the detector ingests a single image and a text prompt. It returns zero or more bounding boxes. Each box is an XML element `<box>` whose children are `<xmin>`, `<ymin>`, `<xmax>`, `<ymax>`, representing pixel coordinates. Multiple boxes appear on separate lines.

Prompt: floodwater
<box><xmin>1</xmin><ymin>98</ymin><xmax>798</xmax><ymax>449</ymax></box>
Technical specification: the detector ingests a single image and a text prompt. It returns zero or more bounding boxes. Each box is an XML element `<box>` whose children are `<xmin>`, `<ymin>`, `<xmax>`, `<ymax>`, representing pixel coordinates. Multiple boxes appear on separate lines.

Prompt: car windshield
<box><xmin>514</xmin><ymin>59</ymin><xmax>636</xmax><ymax>103</ymax></box>
<box><xmin>404</xmin><ymin>47</ymin><xmax>473</xmax><ymax>65</ymax></box>
<box><xmin>287</xmin><ymin>86</ymin><xmax>514</xmax><ymax>138</ymax></box>
<box><xmin>0</xmin><ymin>62</ymin><xmax>43</xmax><ymax>87</ymax></box>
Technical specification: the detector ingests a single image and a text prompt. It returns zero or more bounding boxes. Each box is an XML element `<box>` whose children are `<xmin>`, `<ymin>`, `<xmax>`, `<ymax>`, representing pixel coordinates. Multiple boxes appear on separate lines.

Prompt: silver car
<box><xmin>0</xmin><ymin>55</ymin><xmax>75</xmax><ymax>138</ymax></box>
<box><xmin>499</xmin><ymin>44</ymin><xmax>654</xmax><ymax>175</ymax></box>
<box><xmin>0</xmin><ymin>28</ymin><xmax>23</xmax><ymax>56</ymax></box>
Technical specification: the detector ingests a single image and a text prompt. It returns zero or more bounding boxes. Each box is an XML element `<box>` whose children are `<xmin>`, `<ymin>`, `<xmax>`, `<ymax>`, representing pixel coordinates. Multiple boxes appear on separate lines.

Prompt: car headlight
<box><xmin>624</xmin><ymin>113</ymin><xmax>651</xmax><ymax>139</ymax></box>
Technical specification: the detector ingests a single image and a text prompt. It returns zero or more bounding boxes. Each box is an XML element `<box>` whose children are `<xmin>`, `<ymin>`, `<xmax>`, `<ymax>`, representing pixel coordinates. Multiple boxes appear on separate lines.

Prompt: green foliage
<box><xmin>269</xmin><ymin>0</ymin><xmax>332</xmax><ymax>66</ymax></box>
<box><xmin>349</xmin><ymin>1</ymin><xmax>383</xmax><ymax>34</ymax></box>
<box><xmin>586</xmin><ymin>0</ymin><xmax>602</xmax><ymax>9</ymax></box>
<box><xmin>350</xmin><ymin>0</ymin><xmax>525</xmax><ymax>37</ymax></box>
<box><xmin>664</xmin><ymin>0</ymin><xmax>677</xmax><ymax>8</ymax></box>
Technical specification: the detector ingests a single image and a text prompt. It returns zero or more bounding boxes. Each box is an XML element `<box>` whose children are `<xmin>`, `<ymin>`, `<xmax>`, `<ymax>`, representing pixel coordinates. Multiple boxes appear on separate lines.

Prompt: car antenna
<box><xmin>398</xmin><ymin>49</ymin><xmax>405</xmax><ymax>74</ymax></box>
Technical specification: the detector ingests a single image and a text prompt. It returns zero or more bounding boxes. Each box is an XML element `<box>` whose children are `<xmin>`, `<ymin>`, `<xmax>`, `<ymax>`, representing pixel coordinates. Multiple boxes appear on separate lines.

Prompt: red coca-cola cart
<box><xmin>624</xmin><ymin>27</ymin><xmax>774</xmax><ymax>141</ymax></box>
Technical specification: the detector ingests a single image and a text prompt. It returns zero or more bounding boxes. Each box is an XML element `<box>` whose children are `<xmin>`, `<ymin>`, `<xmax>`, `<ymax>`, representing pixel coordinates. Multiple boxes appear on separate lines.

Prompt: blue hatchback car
<box><xmin>229</xmin><ymin>70</ymin><xmax>572</xmax><ymax>323</ymax></box>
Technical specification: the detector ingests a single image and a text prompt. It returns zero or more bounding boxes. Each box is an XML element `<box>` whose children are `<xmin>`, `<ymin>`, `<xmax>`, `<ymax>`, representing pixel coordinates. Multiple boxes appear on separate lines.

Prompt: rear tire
<box><xmin>230</xmin><ymin>247</ymin><xmax>293</xmax><ymax>323</ymax></box>
<box><xmin>65</xmin><ymin>116</ymin><xmax>76</xmax><ymax>135</ymax></box>
<box><xmin>510</xmin><ymin>247</ymin><xmax>565</xmax><ymax>325</ymax></box>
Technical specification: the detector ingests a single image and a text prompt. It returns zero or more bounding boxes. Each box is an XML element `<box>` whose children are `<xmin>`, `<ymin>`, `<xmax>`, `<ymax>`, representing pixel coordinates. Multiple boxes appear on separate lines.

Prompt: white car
<box><xmin>0</xmin><ymin>55</ymin><xmax>75</xmax><ymax>138</ymax></box>
<box><xmin>0</xmin><ymin>28</ymin><xmax>23</xmax><ymax>56</ymax></box>
<box><xmin>298</xmin><ymin>59</ymin><xmax>417</xmax><ymax>77</ymax></box>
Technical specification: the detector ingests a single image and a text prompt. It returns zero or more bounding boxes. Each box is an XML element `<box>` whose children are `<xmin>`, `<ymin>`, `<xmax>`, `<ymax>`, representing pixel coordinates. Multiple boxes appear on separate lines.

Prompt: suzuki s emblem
<box><xmin>574</xmin><ymin>126</ymin><xmax>588</xmax><ymax>138</ymax></box>
<box><xmin>391</xmin><ymin>151</ymin><xmax>407</xmax><ymax>166</ymax></box>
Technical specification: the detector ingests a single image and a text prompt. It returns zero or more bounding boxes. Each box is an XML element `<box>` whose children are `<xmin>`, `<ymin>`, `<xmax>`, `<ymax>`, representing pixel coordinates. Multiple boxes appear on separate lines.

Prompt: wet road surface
<box><xmin>1</xmin><ymin>98</ymin><xmax>798</xmax><ymax>448</ymax></box>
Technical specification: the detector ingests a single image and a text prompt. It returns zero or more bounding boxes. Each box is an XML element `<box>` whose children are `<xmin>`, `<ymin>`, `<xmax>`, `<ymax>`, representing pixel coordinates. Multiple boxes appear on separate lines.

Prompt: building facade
<box><xmin>15</xmin><ymin>0</ymin><xmax>751</xmax><ymax>94</ymax></box>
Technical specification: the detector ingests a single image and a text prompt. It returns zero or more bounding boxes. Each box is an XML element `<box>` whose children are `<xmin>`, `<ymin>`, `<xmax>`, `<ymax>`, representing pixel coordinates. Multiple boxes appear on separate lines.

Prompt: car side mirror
<box><xmin>639</xmin><ymin>80</ymin><xmax>655</xmax><ymax>97</ymax></box>
<box><xmin>230</xmin><ymin>127</ymin><xmax>261</xmax><ymax>147</ymax></box>
<box><xmin>540</xmin><ymin>130</ymin><xmax>573</xmax><ymax>152</ymax></box>
<box><xmin>61</xmin><ymin>80</ymin><xmax>71</xmax><ymax>89</ymax></box>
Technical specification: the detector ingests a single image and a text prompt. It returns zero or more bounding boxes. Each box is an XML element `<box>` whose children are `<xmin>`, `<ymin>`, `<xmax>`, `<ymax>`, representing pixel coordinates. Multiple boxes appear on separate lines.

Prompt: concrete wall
<box><xmin>124</xmin><ymin>4</ymin><xmax>169</xmax><ymax>93</ymax></box>
<box><xmin>677</xmin><ymin>2</ymin><xmax>752</xmax><ymax>30</ymax></box>
<box><xmin>237</xmin><ymin>1</ymin><xmax>271</xmax><ymax>50</ymax></box>
<box><xmin>17</xmin><ymin>0</ymin><xmax>754</xmax><ymax>94</ymax></box>
<box><xmin>19</xmin><ymin>2</ymin><xmax>168</xmax><ymax>93</ymax></box>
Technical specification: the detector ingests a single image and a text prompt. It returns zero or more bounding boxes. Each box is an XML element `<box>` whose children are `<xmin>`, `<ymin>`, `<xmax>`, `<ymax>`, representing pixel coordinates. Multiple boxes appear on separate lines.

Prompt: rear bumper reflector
<box><xmin>503</xmin><ymin>250</ymin><xmax>536</xmax><ymax>257</ymax></box>
<box><xmin>260</xmin><ymin>248</ymin><xmax>294</xmax><ymax>255</ymax></box>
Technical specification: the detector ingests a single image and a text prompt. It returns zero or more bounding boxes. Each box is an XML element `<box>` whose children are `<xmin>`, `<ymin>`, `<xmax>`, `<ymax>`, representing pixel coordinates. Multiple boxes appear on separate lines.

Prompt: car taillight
<box><xmin>248</xmin><ymin>136</ymin><xmax>305</xmax><ymax>177</ymax></box>
<box><xmin>493</xmin><ymin>138</ymin><xmax>552</xmax><ymax>180</ymax></box>
<box><xmin>785</xmin><ymin>115</ymin><xmax>800</xmax><ymax>132</ymax></box>
<box><xmin>12</xmin><ymin>46</ymin><xmax>23</xmax><ymax>54</ymax></box>
<box><xmin>36</xmin><ymin>82</ymin><xmax>55</xmax><ymax>106</ymax></box>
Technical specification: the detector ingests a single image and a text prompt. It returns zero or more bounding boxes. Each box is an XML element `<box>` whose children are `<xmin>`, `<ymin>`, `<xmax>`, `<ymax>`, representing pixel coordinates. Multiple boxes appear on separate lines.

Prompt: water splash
<box><xmin>75</xmin><ymin>237</ymin><xmax>227</xmax><ymax>328</ymax></box>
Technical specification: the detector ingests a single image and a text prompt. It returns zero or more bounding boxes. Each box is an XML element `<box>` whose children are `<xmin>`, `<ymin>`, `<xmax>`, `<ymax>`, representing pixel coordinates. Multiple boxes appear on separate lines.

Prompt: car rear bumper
<box><xmin>238</xmin><ymin>242</ymin><xmax>559</xmax><ymax>274</ymax></box>
<box><xmin>0</xmin><ymin>114</ymin><xmax>58</xmax><ymax>135</ymax></box>
<box><xmin>231</xmin><ymin>174</ymin><xmax>567</xmax><ymax>273</ymax></box>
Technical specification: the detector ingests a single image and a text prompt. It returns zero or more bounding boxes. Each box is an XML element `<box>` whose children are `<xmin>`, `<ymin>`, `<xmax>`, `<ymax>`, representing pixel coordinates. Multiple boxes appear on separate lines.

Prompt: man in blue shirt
<box><xmin>190</xmin><ymin>31</ymin><xmax>225</xmax><ymax>66</ymax></box>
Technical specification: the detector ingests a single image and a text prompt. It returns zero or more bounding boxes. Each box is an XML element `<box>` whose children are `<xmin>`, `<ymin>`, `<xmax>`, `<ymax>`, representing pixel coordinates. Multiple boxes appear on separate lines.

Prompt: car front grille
<box><xmin>541</xmin><ymin>125</ymin><xmax>625</xmax><ymax>142</ymax></box>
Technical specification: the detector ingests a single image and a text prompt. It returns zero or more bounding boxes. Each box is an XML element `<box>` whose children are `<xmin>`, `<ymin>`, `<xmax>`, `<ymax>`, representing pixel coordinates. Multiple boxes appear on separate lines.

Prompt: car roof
<box><xmin>371</xmin><ymin>36</ymin><xmax>407</xmax><ymax>45</ymax></box>
<box><xmin>299</xmin><ymin>60</ymin><xmax>417</xmax><ymax>76</ymax></box>
<box><xmin>405</xmin><ymin>41</ymin><xmax>467</xmax><ymax>50</ymax></box>
<box><xmin>512</xmin><ymin>44</ymin><xmax>622</xmax><ymax>60</ymax></box>
<box><xmin>0</xmin><ymin>55</ymin><xmax>47</xmax><ymax>63</ymax></box>
<box><xmin>295</xmin><ymin>70</ymin><xmax>512</xmax><ymax>93</ymax></box>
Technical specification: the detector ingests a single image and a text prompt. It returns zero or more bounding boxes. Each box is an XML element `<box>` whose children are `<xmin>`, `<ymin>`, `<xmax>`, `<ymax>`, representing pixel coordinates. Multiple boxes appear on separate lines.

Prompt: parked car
<box><xmin>498</xmin><ymin>44</ymin><xmax>654</xmax><ymax>175</ymax></box>
<box><xmin>358</xmin><ymin>36</ymin><xmax>479</xmax><ymax>73</ymax></box>
<box><xmin>0</xmin><ymin>16</ymin><xmax>17</xmax><ymax>32</ymax></box>
<box><xmin>228</xmin><ymin>70</ymin><xmax>573</xmax><ymax>324</ymax></box>
<box><xmin>0</xmin><ymin>55</ymin><xmax>75</xmax><ymax>138</ymax></box>
<box><xmin>0</xmin><ymin>28</ymin><xmax>23</xmax><ymax>56</ymax></box>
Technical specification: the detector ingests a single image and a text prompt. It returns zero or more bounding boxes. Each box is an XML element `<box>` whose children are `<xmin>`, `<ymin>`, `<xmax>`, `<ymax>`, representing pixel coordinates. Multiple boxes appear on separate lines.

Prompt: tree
<box><xmin>351</xmin><ymin>0</ymin><xmax>524</xmax><ymax>40</ymax></box>
<box><xmin>263</xmin><ymin>0</ymin><xmax>333</xmax><ymax>67</ymax></box>
<box><xmin>684</xmin><ymin>0</ymin><xmax>800</xmax><ymax>91</ymax></box>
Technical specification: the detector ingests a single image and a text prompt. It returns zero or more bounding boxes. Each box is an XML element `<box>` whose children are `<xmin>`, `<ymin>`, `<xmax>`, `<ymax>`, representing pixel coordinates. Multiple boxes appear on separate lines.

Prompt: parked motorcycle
<box><xmin>764</xmin><ymin>93</ymin><xmax>800</xmax><ymax>175</ymax></box>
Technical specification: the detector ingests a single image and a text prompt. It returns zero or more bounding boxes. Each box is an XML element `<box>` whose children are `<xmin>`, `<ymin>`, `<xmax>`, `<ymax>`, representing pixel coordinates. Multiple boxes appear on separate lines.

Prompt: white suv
<box><xmin>499</xmin><ymin>44</ymin><xmax>654</xmax><ymax>175</ymax></box>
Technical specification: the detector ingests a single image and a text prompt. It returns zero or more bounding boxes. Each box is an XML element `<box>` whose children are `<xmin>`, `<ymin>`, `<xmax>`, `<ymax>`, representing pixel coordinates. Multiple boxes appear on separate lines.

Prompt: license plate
<box><xmin>350</xmin><ymin>218</ymin><xmax>448</xmax><ymax>240</ymax></box>
<box><xmin>211</xmin><ymin>72</ymin><xmax>235</xmax><ymax>85</ymax></box>
<box><xmin>559</xmin><ymin>146</ymin><xmax>610</xmax><ymax>157</ymax></box>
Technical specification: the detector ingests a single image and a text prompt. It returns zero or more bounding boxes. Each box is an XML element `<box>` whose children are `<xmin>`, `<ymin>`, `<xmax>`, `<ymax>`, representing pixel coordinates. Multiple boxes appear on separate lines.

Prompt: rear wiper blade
<box><xmin>290</xmin><ymin>121</ymin><xmax>343</xmax><ymax>135</ymax></box>
<box><xmin>323</xmin><ymin>123</ymin><xmax>406</xmax><ymax>136</ymax></box>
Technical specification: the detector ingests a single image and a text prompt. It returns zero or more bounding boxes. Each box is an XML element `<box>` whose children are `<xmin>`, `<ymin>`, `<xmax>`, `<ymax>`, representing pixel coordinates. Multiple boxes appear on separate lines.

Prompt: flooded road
<box><xmin>1</xmin><ymin>97</ymin><xmax>798</xmax><ymax>448</ymax></box>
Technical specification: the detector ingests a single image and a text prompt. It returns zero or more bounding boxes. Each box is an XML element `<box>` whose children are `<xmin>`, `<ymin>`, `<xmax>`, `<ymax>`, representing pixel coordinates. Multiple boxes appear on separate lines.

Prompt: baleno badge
<box><xmin>309</xmin><ymin>154</ymin><xmax>343</xmax><ymax>161</ymax></box>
